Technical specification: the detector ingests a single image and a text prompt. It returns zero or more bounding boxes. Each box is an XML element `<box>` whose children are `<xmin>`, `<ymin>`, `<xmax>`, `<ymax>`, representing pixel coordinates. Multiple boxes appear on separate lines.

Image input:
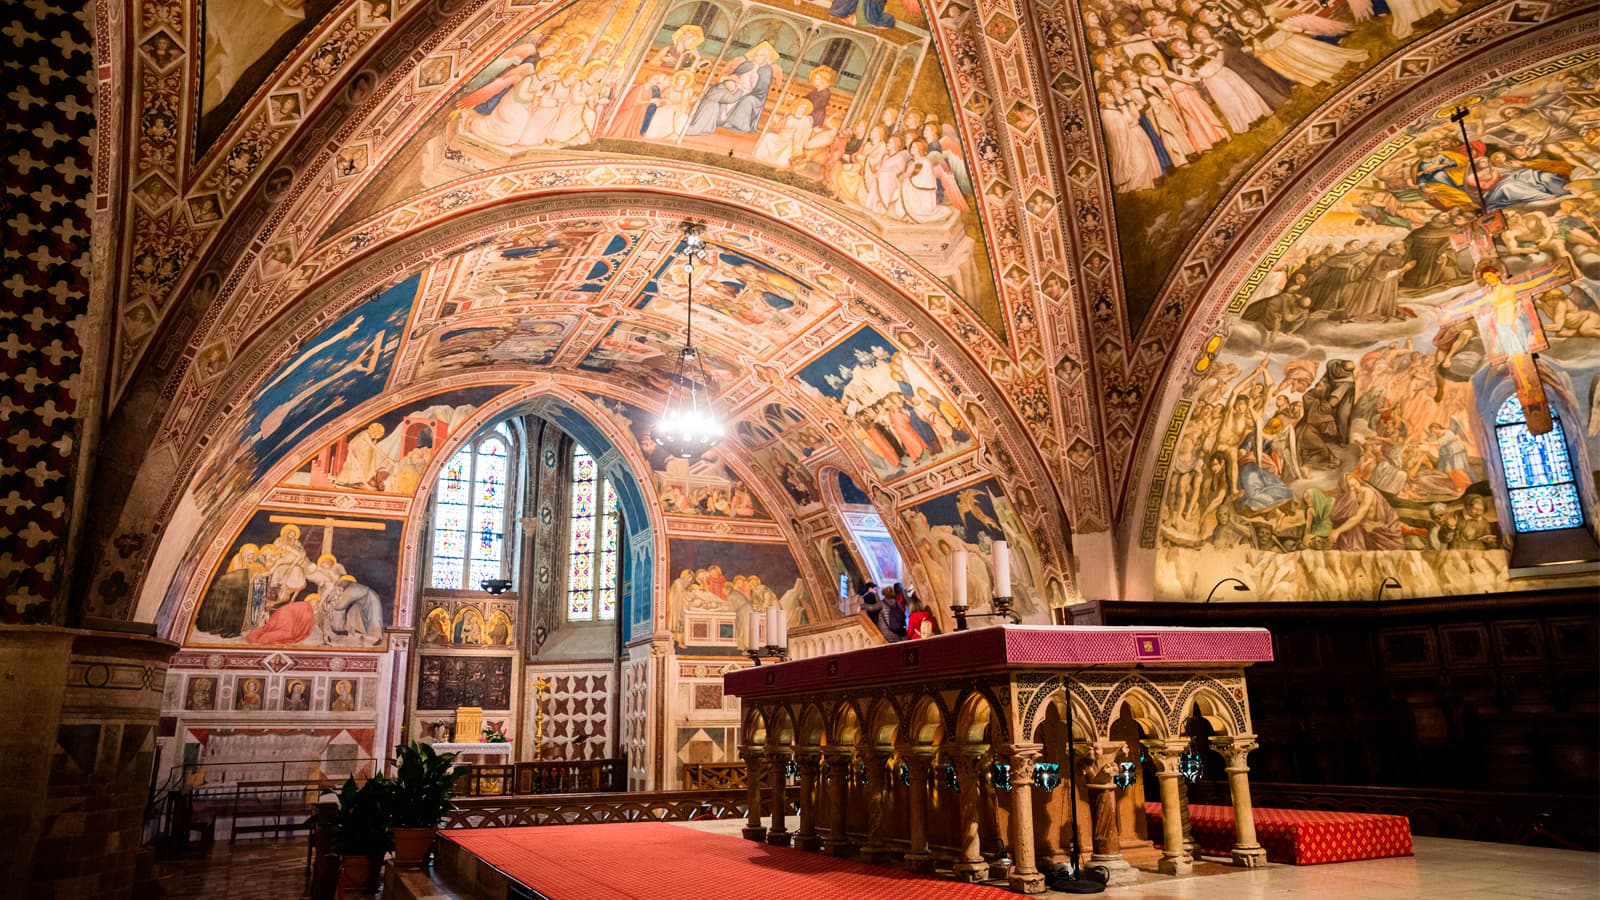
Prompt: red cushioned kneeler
<box><xmin>1144</xmin><ymin>802</ymin><xmax>1413</xmax><ymax>865</ymax></box>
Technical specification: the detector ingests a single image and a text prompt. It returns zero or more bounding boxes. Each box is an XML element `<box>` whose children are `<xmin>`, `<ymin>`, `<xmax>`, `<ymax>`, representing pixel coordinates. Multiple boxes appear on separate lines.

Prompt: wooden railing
<box><xmin>681</xmin><ymin>762</ymin><xmax>748</xmax><ymax>791</ymax></box>
<box><xmin>456</xmin><ymin>758</ymin><xmax>626</xmax><ymax>797</ymax></box>
<box><xmin>440</xmin><ymin>787</ymin><xmax>799</xmax><ymax>829</ymax></box>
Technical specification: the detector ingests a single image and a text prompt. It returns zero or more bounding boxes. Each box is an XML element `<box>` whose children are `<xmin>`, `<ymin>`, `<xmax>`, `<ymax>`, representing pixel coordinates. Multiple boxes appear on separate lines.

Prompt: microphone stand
<box><xmin>1051</xmin><ymin>678</ymin><xmax>1105</xmax><ymax>893</ymax></box>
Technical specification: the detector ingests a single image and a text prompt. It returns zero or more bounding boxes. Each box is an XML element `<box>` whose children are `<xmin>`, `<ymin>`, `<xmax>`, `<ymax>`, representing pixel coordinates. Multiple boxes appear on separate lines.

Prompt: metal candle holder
<box><xmin>950</xmin><ymin>595</ymin><xmax>1021</xmax><ymax>630</ymax></box>
<box><xmin>744</xmin><ymin>644</ymin><xmax>789</xmax><ymax>666</ymax></box>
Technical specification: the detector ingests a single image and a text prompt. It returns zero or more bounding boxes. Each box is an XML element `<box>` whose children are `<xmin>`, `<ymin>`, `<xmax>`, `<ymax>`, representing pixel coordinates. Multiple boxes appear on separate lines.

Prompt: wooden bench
<box><xmin>1145</xmin><ymin>802</ymin><xmax>1414</xmax><ymax>865</ymax></box>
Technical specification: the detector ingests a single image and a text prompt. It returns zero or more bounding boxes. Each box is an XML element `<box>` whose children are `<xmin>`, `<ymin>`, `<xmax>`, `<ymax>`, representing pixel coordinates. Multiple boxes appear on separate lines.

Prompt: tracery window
<box><xmin>430</xmin><ymin>424</ymin><xmax>513</xmax><ymax>590</ymax></box>
<box><xmin>1495</xmin><ymin>395</ymin><xmax>1584</xmax><ymax>533</ymax></box>
<box><xmin>569</xmin><ymin>446</ymin><xmax>619</xmax><ymax>621</ymax></box>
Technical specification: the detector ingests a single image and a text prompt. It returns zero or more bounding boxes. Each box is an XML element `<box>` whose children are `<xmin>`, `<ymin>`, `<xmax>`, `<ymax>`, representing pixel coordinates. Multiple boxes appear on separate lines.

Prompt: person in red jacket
<box><xmin>906</xmin><ymin>593</ymin><xmax>939</xmax><ymax>639</ymax></box>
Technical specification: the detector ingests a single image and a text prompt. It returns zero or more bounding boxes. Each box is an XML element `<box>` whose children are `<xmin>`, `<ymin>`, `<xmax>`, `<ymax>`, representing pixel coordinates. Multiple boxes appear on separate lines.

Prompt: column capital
<box><xmin>1000</xmin><ymin>741</ymin><xmax>1044</xmax><ymax>763</ymax></box>
<box><xmin>765</xmin><ymin>746</ymin><xmax>795</xmax><ymax>761</ymax></box>
<box><xmin>739</xmin><ymin>746</ymin><xmax>766</xmax><ymax>763</ymax></box>
<box><xmin>1210</xmin><ymin>734</ymin><xmax>1259</xmax><ymax>769</ymax></box>
<box><xmin>1141</xmin><ymin>738</ymin><xmax>1188</xmax><ymax>774</ymax></box>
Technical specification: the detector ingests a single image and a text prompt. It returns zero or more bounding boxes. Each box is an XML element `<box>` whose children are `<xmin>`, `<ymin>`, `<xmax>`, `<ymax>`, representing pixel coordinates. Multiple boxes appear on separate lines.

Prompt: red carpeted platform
<box><xmin>1144</xmin><ymin>802</ymin><xmax>1413</xmax><ymax>865</ymax></box>
<box><xmin>441</xmin><ymin>823</ymin><xmax>1015</xmax><ymax>899</ymax></box>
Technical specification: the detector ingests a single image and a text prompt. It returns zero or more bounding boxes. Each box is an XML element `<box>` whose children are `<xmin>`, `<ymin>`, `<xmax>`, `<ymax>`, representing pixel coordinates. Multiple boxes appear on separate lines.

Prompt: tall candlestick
<box><xmin>951</xmin><ymin>548</ymin><xmax>968</xmax><ymax>607</ymax></box>
<box><xmin>993</xmin><ymin>540</ymin><xmax>1011</xmax><ymax>597</ymax></box>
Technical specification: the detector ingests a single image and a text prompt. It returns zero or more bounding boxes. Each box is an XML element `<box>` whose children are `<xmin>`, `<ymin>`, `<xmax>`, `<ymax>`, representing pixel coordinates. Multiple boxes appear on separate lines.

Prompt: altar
<box><xmin>723</xmin><ymin>625</ymin><xmax>1276</xmax><ymax>893</ymax></box>
<box><xmin>428</xmin><ymin>742</ymin><xmax>514</xmax><ymax>765</ymax></box>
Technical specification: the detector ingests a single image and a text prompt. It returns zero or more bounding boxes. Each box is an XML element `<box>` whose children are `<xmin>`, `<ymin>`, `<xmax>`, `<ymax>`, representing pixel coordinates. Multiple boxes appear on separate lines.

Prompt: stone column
<box><xmin>949</xmin><ymin>745</ymin><xmax>988</xmax><ymax>882</ymax></box>
<box><xmin>1213</xmin><ymin>736</ymin><xmax>1267</xmax><ymax>867</ymax></box>
<box><xmin>1003</xmin><ymin>743</ymin><xmax>1047</xmax><ymax>894</ymax></box>
<box><xmin>767</xmin><ymin>749</ymin><xmax>793</xmax><ymax>846</ymax></box>
<box><xmin>2</xmin><ymin>626</ymin><xmax>177</xmax><ymax>900</ymax></box>
<box><xmin>903</xmin><ymin>750</ymin><xmax>936</xmax><ymax>872</ymax></box>
<box><xmin>741</xmin><ymin>749</ymin><xmax>766</xmax><ymax>841</ymax></box>
<box><xmin>1082</xmin><ymin>741</ymin><xmax>1138</xmax><ymax>886</ymax></box>
<box><xmin>794</xmin><ymin>753</ymin><xmax>822</xmax><ymax>851</ymax></box>
<box><xmin>822</xmin><ymin>750</ymin><xmax>855</xmax><ymax>856</ymax></box>
<box><xmin>857</xmin><ymin>748</ymin><xmax>893</xmax><ymax>864</ymax></box>
<box><xmin>1143</xmin><ymin>740</ymin><xmax>1192</xmax><ymax>875</ymax></box>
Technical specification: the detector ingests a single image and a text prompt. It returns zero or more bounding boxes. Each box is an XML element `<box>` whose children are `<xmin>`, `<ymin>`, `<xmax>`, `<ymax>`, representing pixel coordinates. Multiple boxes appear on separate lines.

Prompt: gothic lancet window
<box><xmin>430</xmin><ymin>424</ymin><xmax>514</xmax><ymax>590</ymax></box>
<box><xmin>568</xmin><ymin>445</ymin><xmax>619</xmax><ymax>621</ymax></box>
<box><xmin>1495</xmin><ymin>395</ymin><xmax>1585</xmax><ymax>533</ymax></box>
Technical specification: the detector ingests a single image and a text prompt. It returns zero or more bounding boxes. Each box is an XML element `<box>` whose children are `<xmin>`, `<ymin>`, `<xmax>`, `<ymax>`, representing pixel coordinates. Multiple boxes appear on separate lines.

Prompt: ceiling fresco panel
<box><xmin>199</xmin><ymin>0</ymin><xmax>344</xmax><ymax>147</ymax></box>
<box><xmin>321</xmin><ymin>0</ymin><xmax>1005</xmax><ymax>333</ymax></box>
<box><xmin>1143</xmin><ymin>50</ymin><xmax>1600</xmax><ymax>602</ymax></box>
<box><xmin>190</xmin><ymin>271</ymin><xmax>419</xmax><ymax>514</ymax></box>
<box><xmin>1080</xmin><ymin>0</ymin><xmax>1493</xmax><ymax>328</ymax></box>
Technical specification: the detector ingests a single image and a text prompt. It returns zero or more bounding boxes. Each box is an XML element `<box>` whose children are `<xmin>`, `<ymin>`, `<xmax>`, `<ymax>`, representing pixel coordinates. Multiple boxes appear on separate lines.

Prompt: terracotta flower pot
<box><xmin>392</xmin><ymin>827</ymin><xmax>438</xmax><ymax>866</ymax></box>
<box><xmin>339</xmin><ymin>854</ymin><xmax>375</xmax><ymax>892</ymax></box>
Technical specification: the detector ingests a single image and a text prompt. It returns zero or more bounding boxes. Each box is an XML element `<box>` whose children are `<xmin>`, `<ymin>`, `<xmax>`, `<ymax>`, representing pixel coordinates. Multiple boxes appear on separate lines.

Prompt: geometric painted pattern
<box><xmin>0</xmin><ymin>0</ymin><xmax>94</xmax><ymax>621</ymax></box>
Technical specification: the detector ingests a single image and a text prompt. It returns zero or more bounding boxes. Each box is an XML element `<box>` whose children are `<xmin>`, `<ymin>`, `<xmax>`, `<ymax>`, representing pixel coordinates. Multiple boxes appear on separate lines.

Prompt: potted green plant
<box><xmin>334</xmin><ymin>774</ymin><xmax>392</xmax><ymax>892</ymax></box>
<box><xmin>389</xmin><ymin>741</ymin><xmax>468</xmax><ymax>866</ymax></box>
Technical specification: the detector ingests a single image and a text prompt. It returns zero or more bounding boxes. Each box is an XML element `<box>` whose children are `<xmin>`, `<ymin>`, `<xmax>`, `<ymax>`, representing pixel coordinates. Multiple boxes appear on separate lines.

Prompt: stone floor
<box><xmin>157</xmin><ymin>828</ymin><xmax>1598</xmax><ymax>899</ymax></box>
<box><xmin>1077</xmin><ymin>837</ymin><xmax>1599</xmax><ymax>900</ymax></box>
<box><xmin>159</xmin><ymin>839</ymin><xmax>312</xmax><ymax>900</ymax></box>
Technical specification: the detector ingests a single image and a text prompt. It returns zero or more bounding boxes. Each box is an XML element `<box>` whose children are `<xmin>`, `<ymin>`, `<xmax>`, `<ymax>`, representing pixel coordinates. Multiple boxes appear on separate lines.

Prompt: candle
<box><xmin>747</xmin><ymin>610</ymin><xmax>760</xmax><ymax>649</ymax></box>
<box><xmin>951</xmin><ymin>548</ymin><xmax>968</xmax><ymax>607</ymax></box>
<box><xmin>766</xmin><ymin>606</ymin><xmax>780</xmax><ymax>649</ymax></box>
<box><xmin>993</xmin><ymin>540</ymin><xmax>1011</xmax><ymax>597</ymax></box>
<box><xmin>776</xmin><ymin>609</ymin><xmax>788</xmax><ymax>647</ymax></box>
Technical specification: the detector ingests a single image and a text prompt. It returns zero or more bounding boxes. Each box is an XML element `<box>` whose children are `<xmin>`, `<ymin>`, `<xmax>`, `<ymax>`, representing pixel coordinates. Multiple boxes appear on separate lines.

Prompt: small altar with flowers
<box><xmin>428</xmin><ymin>742</ymin><xmax>514</xmax><ymax>765</ymax></box>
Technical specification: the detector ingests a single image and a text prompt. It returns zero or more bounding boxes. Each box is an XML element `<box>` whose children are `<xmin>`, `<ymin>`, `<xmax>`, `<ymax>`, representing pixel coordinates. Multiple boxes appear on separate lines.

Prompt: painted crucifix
<box><xmin>1432</xmin><ymin>104</ymin><xmax>1567</xmax><ymax>435</ymax></box>
<box><xmin>1435</xmin><ymin>261</ymin><xmax>1570</xmax><ymax>434</ymax></box>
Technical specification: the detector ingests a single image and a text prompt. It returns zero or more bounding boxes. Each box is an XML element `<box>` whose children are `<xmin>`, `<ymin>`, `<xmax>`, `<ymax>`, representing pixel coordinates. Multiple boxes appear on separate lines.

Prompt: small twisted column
<box><xmin>1213</xmin><ymin>735</ymin><xmax>1267</xmax><ymax>867</ymax></box>
<box><xmin>948</xmin><ymin>745</ymin><xmax>988</xmax><ymax>882</ymax></box>
<box><xmin>741</xmin><ymin>748</ymin><xmax>766</xmax><ymax>841</ymax></box>
<box><xmin>903</xmin><ymin>749</ymin><xmax>936</xmax><ymax>872</ymax></box>
<box><xmin>822</xmin><ymin>749</ymin><xmax>855</xmax><ymax>856</ymax></box>
<box><xmin>794</xmin><ymin>753</ymin><xmax>823</xmax><ymax>851</ymax></box>
<box><xmin>1003</xmin><ymin>743</ymin><xmax>1047</xmax><ymax>894</ymax></box>
<box><xmin>767</xmin><ymin>748</ymin><xmax>793</xmax><ymax>846</ymax></box>
<box><xmin>1143</xmin><ymin>740</ymin><xmax>1193</xmax><ymax>875</ymax></box>
<box><xmin>1177</xmin><ymin>774</ymin><xmax>1197</xmax><ymax>856</ymax></box>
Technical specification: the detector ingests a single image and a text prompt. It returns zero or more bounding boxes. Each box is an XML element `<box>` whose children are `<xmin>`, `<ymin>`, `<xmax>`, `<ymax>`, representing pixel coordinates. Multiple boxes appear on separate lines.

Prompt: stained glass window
<box><xmin>599</xmin><ymin>480</ymin><xmax>619</xmax><ymax>620</ymax></box>
<box><xmin>430</xmin><ymin>430</ymin><xmax>514</xmax><ymax>590</ymax></box>
<box><xmin>568</xmin><ymin>446</ymin><xmax>618</xmax><ymax>621</ymax></box>
<box><xmin>569</xmin><ymin>446</ymin><xmax>596</xmax><ymax>619</ymax></box>
<box><xmin>1495</xmin><ymin>396</ymin><xmax>1585</xmax><ymax>533</ymax></box>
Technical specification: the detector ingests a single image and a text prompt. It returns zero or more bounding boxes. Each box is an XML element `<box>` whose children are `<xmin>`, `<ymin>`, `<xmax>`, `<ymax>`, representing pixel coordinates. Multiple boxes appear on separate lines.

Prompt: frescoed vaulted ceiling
<box><xmin>5</xmin><ymin>0</ymin><xmax>1598</xmax><ymax>626</ymax></box>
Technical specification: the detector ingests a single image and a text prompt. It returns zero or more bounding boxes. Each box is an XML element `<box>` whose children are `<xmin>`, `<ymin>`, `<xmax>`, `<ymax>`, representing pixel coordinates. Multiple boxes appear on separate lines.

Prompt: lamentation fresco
<box><xmin>1150</xmin><ymin>53</ymin><xmax>1600</xmax><ymax>601</ymax></box>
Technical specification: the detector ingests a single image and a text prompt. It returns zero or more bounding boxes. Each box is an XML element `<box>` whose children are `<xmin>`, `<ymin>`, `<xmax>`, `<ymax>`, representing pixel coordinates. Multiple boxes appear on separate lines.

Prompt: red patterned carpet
<box><xmin>442</xmin><ymin>823</ymin><xmax>1016</xmax><ymax>899</ymax></box>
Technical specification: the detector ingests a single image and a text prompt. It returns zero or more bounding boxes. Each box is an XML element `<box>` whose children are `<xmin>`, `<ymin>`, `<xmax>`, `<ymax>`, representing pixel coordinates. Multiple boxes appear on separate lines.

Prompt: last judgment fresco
<box><xmin>1152</xmin><ymin>53</ymin><xmax>1600</xmax><ymax>601</ymax></box>
<box><xmin>1084</xmin><ymin>0</ymin><xmax>1493</xmax><ymax>321</ymax></box>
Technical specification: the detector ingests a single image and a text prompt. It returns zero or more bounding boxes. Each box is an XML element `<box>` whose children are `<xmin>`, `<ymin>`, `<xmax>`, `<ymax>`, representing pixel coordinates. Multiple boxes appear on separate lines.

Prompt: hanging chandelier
<box><xmin>652</xmin><ymin>222</ymin><xmax>725</xmax><ymax>459</ymax></box>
